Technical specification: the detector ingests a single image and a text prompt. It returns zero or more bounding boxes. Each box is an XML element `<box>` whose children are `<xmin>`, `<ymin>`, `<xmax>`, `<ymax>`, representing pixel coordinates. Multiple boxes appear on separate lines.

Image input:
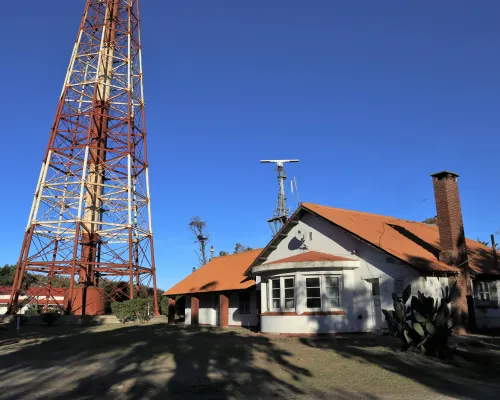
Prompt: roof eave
<box><xmin>163</xmin><ymin>284</ymin><xmax>256</xmax><ymax>297</ymax></box>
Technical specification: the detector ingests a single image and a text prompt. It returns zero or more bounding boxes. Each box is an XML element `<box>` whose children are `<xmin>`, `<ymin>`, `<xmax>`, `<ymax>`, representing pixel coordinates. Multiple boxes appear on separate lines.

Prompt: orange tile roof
<box><xmin>163</xmin><ymin>249</ymin><xmax>263</xmax><ymax>296</ymax></box>
<box><xmin>268</xmin><ymin>251</ymin><xmax>353</xmax><ymax>265</ymax></box>
<box><xmin>302</xmin><ymin>202</ymin><xmax>499</xmax><ymax>275</ymax></box>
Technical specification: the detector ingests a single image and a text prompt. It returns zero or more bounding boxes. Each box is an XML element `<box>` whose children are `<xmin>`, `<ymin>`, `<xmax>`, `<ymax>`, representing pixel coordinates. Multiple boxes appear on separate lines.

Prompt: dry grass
<box><xmin>0</xmin><ymin>323</ymin><xmax>499</xmax><ymax>399</ymax></box>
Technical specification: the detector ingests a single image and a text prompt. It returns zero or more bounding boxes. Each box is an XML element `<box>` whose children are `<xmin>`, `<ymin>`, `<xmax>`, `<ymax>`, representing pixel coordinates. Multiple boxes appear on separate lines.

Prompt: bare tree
<box><xmin>189</xmin><ymin>216</ymin><xmax>209</xmax><ymax>266</ymax></box>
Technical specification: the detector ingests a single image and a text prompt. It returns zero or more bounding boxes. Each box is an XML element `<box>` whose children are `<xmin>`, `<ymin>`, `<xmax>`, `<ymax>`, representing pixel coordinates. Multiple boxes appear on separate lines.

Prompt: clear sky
<box><xmin>0</xmin><ymin>1</ymin><xmax>499</xmax><ymax>291</ymax></box>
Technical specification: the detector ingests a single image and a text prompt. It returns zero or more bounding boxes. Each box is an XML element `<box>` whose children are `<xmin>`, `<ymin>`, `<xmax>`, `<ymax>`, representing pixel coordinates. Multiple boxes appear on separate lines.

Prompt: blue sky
<box><xmin>0</xmin><ymin>1</ymin><xmax>499</xmax><ymax>291</ymax></box>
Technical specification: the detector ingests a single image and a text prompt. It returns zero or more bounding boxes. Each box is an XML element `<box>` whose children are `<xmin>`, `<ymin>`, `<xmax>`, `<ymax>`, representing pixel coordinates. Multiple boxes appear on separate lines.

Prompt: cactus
<box><xmin>382</xmin><ymin>281</ymin><xmax>456</xmax><ymax>357</ymax></box>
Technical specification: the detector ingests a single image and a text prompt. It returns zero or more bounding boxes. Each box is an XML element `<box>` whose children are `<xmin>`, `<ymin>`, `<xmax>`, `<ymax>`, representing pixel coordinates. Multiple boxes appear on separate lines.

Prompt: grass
<box><xmin>0</xmin><ymin>323</ymin><xmax>499</xmax><ymax>399</ymax></box>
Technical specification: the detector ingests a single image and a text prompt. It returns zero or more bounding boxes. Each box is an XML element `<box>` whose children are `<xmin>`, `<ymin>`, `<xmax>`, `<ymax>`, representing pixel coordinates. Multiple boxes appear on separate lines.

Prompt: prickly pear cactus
<box><xmin>383</xmin><ymin>281</ymin><xmax>456</xmax><ymax>357</ymax></box>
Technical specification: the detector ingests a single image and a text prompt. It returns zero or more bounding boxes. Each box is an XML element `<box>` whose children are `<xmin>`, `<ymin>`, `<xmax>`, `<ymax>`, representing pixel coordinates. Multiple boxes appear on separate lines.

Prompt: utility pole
<box><xmin>260</xmin><ymin>160</ymin><xmax>299</xmax><ymax>235</ymax></box>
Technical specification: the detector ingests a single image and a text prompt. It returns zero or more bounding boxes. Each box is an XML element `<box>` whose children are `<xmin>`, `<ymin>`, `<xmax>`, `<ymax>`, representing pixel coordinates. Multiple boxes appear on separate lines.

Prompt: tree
<box><xmin>188</xmin><ymin>216</ymin><xmax>209</xmax><ymax>266</ymax></box>
<box><xmin>422</xmin><ymin>216</ymin><xmax>437</xmax><ymax>225</ymax></box>
<box><xmin>218</xmin><ymin>251</ymin><xmax>229</xmax><ymax>257</ymax></box>
<box><xmin>233</xmin><ymin>243</ymin><xmax>253</xmax><ymax>254</ymax></box>
<box><xmin>0</xmin><ymin>265</ymin><xmax>16</xmax><ymax>286</ymax></box>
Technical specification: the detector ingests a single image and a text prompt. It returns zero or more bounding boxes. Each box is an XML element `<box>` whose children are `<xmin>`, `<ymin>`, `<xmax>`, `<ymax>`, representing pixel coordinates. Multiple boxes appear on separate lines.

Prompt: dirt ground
<box><xmin>0</xmin><ymin>322</ymin><xmax>499</xmax><ymax>400</ymax></box>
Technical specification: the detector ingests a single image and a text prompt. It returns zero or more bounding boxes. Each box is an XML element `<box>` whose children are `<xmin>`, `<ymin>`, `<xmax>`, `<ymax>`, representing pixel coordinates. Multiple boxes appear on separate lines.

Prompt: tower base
<box><xmin>64</xmin><ymin>286</ymin><xmax>106</xmax><ymax>315</ymax></box>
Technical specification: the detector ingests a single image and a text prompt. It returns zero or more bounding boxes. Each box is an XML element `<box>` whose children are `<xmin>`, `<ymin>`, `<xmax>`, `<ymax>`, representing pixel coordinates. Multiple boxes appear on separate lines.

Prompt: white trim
<box><xmin>253</xmin><ymin>260</ymin><xmax>359</xmax><ymax>274</ymax></box>
<box><xmin>269</xmin><ymin>276</ymin><xmax>296</xmax><ymax>312</ymax></box>
<box><xmin>305</xmin><ymin>274</ymin><xmax>344</xmax><ymax>312</ymax></box>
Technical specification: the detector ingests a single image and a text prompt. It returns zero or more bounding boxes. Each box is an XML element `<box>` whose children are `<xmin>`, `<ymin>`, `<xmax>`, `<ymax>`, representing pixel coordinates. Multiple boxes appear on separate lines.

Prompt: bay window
<box><xmin>306</xmin><ymin>275</ymin><xmax>342</xmax><ymax>311</ymax></box>
<box><xmin>325</xmin><ymin>276</ymin><xmax>340</xmax><ymax>308</ymax></box>
<box><xmin>271</xmin><ymin>278</ymin><xmax>281</xmax><ymax>309</ymax></box>
<box><xmin>270</xmin><ymin>276</ymin><xmax>295</xmax><ymax>311</ymax></box>
<box><xmin>306</xmin><ymin>277</ymin><xmax>321</xmax><ymax>308</ymax></box>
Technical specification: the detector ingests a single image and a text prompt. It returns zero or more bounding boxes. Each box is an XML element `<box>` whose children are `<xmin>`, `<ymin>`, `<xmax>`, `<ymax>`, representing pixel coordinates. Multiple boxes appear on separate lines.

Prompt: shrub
<box><xmin>24</xmin><ymin>304</ymin><xmax>40</xmax><ymax>316</ymax></box>
<box><xmin>382</xmin><ymin>282</ymin><xmax>456</xmax><ymax>358</ymax></box>
<box><xmin>40</xmin><ymin>309</ymin><xmax>61</xmax><ymax>326</ymax></box>
<box><xmin>160</xmin><ymin>296</ymin><xmax>169</xmax><ymax>316</ymax></box>
<box><xmin>111</xmin><ymin>298</ymin><xmax>153</xmax><ymax>323</ymax></box>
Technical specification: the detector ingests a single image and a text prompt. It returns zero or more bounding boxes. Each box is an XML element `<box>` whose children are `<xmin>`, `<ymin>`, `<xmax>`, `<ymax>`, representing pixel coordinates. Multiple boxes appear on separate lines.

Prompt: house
<box><xmin>164</xmin><ymin>171</ymin><xmax>500</xmax><ymax>334</ymax></box>
<box><xmin>163</xmin><ymin>250</ymin><xmax>262</xmax><ymax>328</ymax></box>
<box><xmin>0</xmin><ymin>286</ymin><xmax>66</xmax><ymax>314</ymax></box>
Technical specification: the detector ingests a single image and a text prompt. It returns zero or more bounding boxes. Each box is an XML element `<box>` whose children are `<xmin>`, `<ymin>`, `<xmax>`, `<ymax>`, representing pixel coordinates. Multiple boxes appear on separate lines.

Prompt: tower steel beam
<box><xmin>7</xmin><ymin>0</ymin><xmax>159</xmax><ymax>316</ymax></box>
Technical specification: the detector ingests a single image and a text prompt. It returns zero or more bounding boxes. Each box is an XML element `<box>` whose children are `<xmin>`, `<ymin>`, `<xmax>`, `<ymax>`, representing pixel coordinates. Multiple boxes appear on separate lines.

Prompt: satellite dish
<box><xmin>295</xmin><ymin>229</ymin><xmax>306</xmax><ymax>243</ymax></box>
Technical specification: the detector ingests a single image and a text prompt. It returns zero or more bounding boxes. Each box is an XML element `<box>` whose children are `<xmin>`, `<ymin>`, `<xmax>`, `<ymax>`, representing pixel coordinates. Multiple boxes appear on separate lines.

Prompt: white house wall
<box><xmin>184</xmin><ymin>296</ymin><xmax>191</xmax><ymax>325</ymax></box>
<box><xmin>257</xmin><ymin>212</ymin><xmax>449</xmax><ymax>334</ymax></box>
<box><xmin>228</xmin><ymin>291</ymin><xmax>258</xmax><ymax>327</ymax></box>
<box><xmin>199</xmin><ymin>293</ymin><xmax>217</xmax><ymax>326</ymax></box>
<box><xmin>183</xmin><ymin>291</ymin><xmax>259</xmax><ymax>327</ymax></box>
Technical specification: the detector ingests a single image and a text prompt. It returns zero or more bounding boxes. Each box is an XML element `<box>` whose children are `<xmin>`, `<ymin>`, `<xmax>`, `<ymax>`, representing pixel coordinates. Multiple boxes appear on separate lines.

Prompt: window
<box><xmin>325</xmin><ymin>276</ymin><xmax>340</xmax><ymax>307</ymax></box>
<box><xmin>271</xmin><ymin>278</ymin><xmax>281</xmax><ymax>309</ymax></box>
<box><xmin>269</xmin><ymin>276</ymin><xmax>295</xmax><ymax>311</ymax></box>
<box><xmin>306</xmin><ymin>277</ymin><xmax>321</xmax><ymax>309</ymax></box>
<box><xmin>305</xmin><ymin>275</ymin><xmax>343</xmax><ymax>310</ymax></box>
<box><xmin>474</xmin><ymin>281</ymin><xmax>499</xmax><ymax>308</ymax></box>
<box><xmin>284</xmin><ymin>278</ymin><xmax>295</xmax><ymax>308</ymax></box>
<box><xmin>238</xmin><ymin>291</ymin><xmax>251</xmax><ymax>314</ymax></box>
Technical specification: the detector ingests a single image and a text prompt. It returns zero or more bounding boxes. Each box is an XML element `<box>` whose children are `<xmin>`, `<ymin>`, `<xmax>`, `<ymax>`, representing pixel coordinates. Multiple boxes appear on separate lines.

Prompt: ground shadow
<box><xmin>0</xmin><ymin>324</ymin><xmax>311</xmax><ymax>399</ymax></box>
<box><xmin>299</xmin><ymin>334</ymin><xmax>500</xmax><ymax>399</ymax></box>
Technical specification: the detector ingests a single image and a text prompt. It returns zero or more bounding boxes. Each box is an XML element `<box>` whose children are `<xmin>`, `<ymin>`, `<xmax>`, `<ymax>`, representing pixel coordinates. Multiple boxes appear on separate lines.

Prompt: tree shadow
<box><xmin>0</xmin><ymin>324</ymin><xmax>311</xmax><ymax>399</ymax></box>
<box><xmin>299</xmin><ymin>334</ymin><xmax>500</xmax><ymax>399</ymax></box>
<box><xmin>387</xmin><ymin>224</ymin><xmax>441</xmax><ymax>260</ymax></box>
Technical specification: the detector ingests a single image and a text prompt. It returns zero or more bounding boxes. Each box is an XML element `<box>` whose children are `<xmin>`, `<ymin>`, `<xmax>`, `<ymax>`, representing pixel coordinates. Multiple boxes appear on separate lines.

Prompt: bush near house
<box><xmin>160</xmin><ymin>295</ymin><xmax>169</xmax><ymax>316</ymax></box>
<box><xmin>40</xmin><ymin>309</ymin><xmax>61</xmax><ymax>326</ymax></box>
<box><xmin>111</xmin><ymin>298</ymin><xmax>153</xmax><ymax>323</ymax></box>
<box><xmin>382</xmin><ymin>282</ymin><xmax>456</xmax><ymax>358</ymax></box>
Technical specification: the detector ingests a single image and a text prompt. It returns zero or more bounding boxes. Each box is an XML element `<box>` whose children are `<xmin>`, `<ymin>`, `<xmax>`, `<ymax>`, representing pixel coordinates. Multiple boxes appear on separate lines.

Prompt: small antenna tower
<box><xmin>260</xmin><ymin>159</ymin><xmax>299</xmax><ymax>235</ymax></box>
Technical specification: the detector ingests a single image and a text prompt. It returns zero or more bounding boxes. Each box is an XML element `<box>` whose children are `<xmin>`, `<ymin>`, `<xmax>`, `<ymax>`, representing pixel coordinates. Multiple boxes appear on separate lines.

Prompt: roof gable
<box><xmin>246</xmin><ymin>202</ymin><xmax>499</xmax><ymax>276</ymax></box>
<box><xmin>163</xmin><ymin>249</ymin><xmax>262</xmax><ymax>296</ymax></box>
<box><xmin>302</xmin><ymin>202</ymin><xmax>499</xmax><ymax>276</ymax></box>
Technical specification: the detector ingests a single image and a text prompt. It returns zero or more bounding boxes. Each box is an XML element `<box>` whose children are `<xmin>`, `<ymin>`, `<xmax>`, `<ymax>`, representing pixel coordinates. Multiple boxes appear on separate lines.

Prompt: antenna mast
<box><xmin>260</xmin><ymin>159</ymin><xmax>299</xmax><ymax>235</ymax></box>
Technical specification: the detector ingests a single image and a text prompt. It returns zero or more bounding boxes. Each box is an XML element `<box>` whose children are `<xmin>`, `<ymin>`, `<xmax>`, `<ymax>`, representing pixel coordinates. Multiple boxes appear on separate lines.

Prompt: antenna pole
<box><xmin>260</xmin><ymin>159</ymin><xmax>299</xmax><ymax>235</ymax></box>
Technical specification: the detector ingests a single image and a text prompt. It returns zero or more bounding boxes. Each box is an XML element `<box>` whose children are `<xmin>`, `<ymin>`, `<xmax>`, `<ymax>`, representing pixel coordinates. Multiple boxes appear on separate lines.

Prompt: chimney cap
<box><xmin>430</xmin><ymin>170</ymin><xmax>459</xmax><ymax>180</ymax></box>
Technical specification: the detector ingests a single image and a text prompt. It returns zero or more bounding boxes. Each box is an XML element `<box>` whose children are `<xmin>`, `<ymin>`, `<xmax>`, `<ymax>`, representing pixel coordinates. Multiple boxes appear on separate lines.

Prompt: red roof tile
<box><xmin>302</xmin><ymin>202</ymin><xmax>500</xmax><ymax>275</ymax></box>
<box><xmin>163</xmin><ymin>249</ymin><xmax>263</xmax><ymax>296</ymax></box>
<box><xmin>268</xmin><ymin>251</ymin><xmax>353</xmax><ymax>265</ymax></box>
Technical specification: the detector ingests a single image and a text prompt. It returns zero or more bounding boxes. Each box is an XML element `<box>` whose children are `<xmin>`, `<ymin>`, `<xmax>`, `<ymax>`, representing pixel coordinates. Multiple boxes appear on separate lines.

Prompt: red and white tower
<box><xmin>7</xmin><ymin>0</ymin><xmax>159</xmax><ymax>315</ymax></box>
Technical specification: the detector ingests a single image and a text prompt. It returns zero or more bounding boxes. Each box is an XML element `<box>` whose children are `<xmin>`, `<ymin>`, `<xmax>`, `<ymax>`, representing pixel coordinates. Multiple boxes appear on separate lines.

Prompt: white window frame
<box><xmin>305</xmin><ymin>274</ymin><xmax>343</xmax><ymax>312</ymax></box>
<box><xmin>269</xmin><ymin>276</ymin><xmax>295</xmax><ymax>311</ymax></box>
<box><xmin>305</xmin><ymin>275</ymin><xmax>322</xmax><ymax>311</ymax></box>
<box><xmin>324</xmin><ymin>275</ymin><xmax>342</xmax><ymax>309</ymax></box>
<box><xmin>474</xmin><ymin>281</ymin><xmax>499</xmax><ymax>308</ymax></box>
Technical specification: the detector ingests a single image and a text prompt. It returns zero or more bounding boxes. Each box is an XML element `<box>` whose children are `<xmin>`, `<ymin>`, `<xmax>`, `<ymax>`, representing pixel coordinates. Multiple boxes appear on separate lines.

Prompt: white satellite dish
<box><xmin>295</xmin><ymin>229</ymin><xmax>306</xmax><ymax>243</ymax></box>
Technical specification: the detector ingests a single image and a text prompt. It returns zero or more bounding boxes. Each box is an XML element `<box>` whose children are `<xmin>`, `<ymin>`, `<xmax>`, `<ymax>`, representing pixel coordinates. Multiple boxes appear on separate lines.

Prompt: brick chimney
<box><xmin>431</xmin><ymin>171</ymin><xmax>473</xmax><ymax>332</ymax></box>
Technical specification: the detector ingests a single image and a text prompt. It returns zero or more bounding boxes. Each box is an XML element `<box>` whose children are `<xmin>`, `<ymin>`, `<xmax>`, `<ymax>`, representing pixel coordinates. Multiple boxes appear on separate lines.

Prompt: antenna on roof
<box><xmin>260</xmin><ymin>159</ymin><xmax>300</xmax><ymax>235</ymax></box>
